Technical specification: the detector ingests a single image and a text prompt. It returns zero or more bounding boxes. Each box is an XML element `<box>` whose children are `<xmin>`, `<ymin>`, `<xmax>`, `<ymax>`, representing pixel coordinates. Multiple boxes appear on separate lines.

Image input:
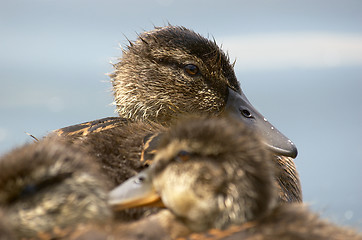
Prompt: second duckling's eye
<box><xmin>12</xmin><ymin>172</ymin><xmax>73</xmax><ymax>203</ymax></box>
<box><xmin>175</xmin><ymin>150</ymin><xmax>191</xmax><ymax>162</ymax></box>
<box><xmin>184</xmin><ymin>64</ymin><xmax>199</xmax><ymax>76</ymax></box>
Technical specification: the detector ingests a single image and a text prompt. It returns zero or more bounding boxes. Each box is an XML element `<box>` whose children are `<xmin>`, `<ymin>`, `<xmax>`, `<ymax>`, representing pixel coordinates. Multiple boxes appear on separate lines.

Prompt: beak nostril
<box><xmin>240</xmin><ymin>109</ymin><xmax>253</xmax><ymax>118</ymax></box>
<box><xmin>135</xmin><ymin>176</ymin><xmax>145</xmax><ymax>184</ymax></box>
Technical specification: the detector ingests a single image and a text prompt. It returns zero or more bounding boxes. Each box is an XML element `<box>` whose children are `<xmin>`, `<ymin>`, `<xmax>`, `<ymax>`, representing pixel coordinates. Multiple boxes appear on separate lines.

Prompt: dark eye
<box><xmin>20</xmin><ymin>184</ymin><xmax>37</xmax><ymax>197</ymax></box>
<box><xmin>14</xmin><ymin>172</ymin><xmax>73</xmax><ymax>202</ymax></box>
<box><xmin>175</xmin><ymin>150</ymin><xmax>191</xmax><ymax>162</ymax></box>
<box><xmin>184</xmin><ymin>64</ymin><xmax>199</xmax><ymax>76</ymax></box>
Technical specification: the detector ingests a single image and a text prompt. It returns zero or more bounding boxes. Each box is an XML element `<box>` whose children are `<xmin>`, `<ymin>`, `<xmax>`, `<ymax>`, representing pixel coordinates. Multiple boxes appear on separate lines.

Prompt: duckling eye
<box><xmin>14</xmin><ymin>172</ymin><xmax>73</xmax><ymax>202</ymax></box>
<box><xmin>20</xmin><ymin>184</ymin><xmax>37</xmax><ymax>197</ymax></box>
<box><xmin>175</xmin><ymin>150</ymin><xmax>190</xmax><ymax>162</ymax></box>
<box><xmin>184</xmin><ymin>64</ymin><xmax>199</xmax><ymax>76</ymax></box>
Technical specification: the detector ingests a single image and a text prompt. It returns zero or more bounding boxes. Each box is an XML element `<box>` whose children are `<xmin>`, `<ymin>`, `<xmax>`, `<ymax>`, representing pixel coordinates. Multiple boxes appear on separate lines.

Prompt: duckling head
<box><xmin>0</xmin><ymin>139</ymin><xmax>112</xmax><ymax>238</ymax></box>
<box><xmin>109</xmin><ymin>117</ymin><xmax>277</xmax><ymax>232</ymax></box>
<box><xmin>112</xmin><ymin>26</ymin><xmax>236</xmax><ymax>122</ymax></box>
<box><xmin>111</xmin><ymin>25</ymin><xmax>297</xmax><ymax>158</ymax></box>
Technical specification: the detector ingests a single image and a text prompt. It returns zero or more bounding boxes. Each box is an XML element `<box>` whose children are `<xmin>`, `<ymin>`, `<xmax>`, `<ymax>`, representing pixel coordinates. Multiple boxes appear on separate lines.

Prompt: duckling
<box><xmin>109</xmin><ymin>117</ymin><xmax>362</xmax><ymax>240</ymax></box>
<box><xmin>54</xmin><ymin>25</ymin><xmax>301</xmax><ymax>203</ymax></box>
<box><xmin>0</xmin><ymin>138</ymin><xmax>112</xmax><ymax>239</ymax></box>
<box><xmin>109</xmin><ymin>117</ymin><xmax>277</xmax><ymax>233</ymax></box>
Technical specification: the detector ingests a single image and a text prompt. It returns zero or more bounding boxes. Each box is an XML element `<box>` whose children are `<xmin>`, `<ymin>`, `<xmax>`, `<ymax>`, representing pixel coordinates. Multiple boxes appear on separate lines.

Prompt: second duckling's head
<box><xmin>0</xmin><ymin>139</ymin><xmax>112</xmax><ymax>238</ymax></box>
<box><xmin>109</xmin><ymin>117</ymin><xmax>277</xmax><ymax>232</ymax></box>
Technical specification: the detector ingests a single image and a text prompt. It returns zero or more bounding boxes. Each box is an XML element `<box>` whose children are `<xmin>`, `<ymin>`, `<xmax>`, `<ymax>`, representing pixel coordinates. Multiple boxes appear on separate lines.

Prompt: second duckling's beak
<box><xmin>108</xmin><ymin>169</ymin><xmax>164</xmax><ymax>211</ymax></box>
<box><xmin>225</xmin><ymin>88</ymin><xmax>298</xmax><ymax>158</ymax></box>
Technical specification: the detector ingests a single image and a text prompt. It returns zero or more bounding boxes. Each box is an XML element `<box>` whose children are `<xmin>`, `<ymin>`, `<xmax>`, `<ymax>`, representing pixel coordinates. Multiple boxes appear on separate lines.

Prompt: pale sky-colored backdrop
<box><xmin>1</xmin><ymin>0</ymin><xmax>361</xmax><ymax>230</ymax></box>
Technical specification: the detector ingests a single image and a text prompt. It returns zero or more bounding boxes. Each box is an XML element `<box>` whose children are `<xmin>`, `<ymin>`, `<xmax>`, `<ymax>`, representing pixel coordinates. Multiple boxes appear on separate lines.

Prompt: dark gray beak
<box><xmin>225</xmin><ymin>88</ymin><xmax>298</xmax><ymax>158</ymax></box>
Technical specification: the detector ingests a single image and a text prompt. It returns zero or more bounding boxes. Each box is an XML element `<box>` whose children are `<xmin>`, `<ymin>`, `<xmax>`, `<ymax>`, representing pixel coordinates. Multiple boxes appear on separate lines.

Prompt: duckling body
<box><xmin>182</xmin><ymin>204</ymin><xmax>362</xmax><ymax>240</ymax></box>
<box><xmin>55</xmin><ymin>25</ymin><xmax>301</xmax><ymax>203</ymax></box>
<box><xmin>0</xmin><ymin>138</ymin><xmax>112</xmax><ymax>239</ymax></box>
<box><xmin>65</xmin><ymin>207</ymin><xmax>362</xmax><ymax>240</ymax></box>
<box><xmin>109</xmin><ymin>117</ymin><xmax>362</xmax><ymax>240</ymax></box>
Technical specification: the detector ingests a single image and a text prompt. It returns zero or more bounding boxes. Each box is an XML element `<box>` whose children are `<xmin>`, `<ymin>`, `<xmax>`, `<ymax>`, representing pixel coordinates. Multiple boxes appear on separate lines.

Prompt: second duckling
<box><xmin>0</xmin><ymin>138</ymin><xmax>112</xmax><ymax>239</ymax></box>
<box><xmin>109</xmin><ymin>117</ymin><xmax>277</xmax><ymax>233</ymax></box>
<box><xmin>109</xmin><ymin>117</ymin><xmax>362</xmax><ymax>240</ymax></box>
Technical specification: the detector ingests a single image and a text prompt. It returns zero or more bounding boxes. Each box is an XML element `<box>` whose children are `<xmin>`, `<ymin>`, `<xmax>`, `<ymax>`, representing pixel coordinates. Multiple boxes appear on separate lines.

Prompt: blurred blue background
<box><xmin>1</xmin><ymin>0</ymin><xmax>361</xmax><ymax>230</ymax></box>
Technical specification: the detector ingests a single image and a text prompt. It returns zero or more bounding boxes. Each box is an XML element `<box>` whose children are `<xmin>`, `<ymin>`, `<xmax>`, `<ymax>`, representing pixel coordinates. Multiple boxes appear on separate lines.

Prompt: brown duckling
<box><xmin>0</xmin><ymin>138</ymin><xmax>112</xmax><ymax>239</ymax></box>
<box><xmin>55</xmin><ymin>25</ymin><xmax>301</xmax><ymax>203</ymax></box>
<box><xmin>109</xmin><ymin>117</ymin><xmax>277</xmax><ymax>234</ymax></box>
<box><xmin>109</xmin><ymin>117</ymin><xmax>362</xmax><ymax>240</ymax></box>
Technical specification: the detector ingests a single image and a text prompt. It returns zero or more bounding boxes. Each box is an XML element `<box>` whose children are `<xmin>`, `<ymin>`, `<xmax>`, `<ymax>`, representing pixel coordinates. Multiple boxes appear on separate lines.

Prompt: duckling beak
<box><xmin>225</xmin><ymin>88</ymin><xmax>298</xmax><ymax>158</ymax></box>
<box><xmin>108</xmin><ymin>169</ymin><xmax>165</xmax><ymax>211</ymax></box>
